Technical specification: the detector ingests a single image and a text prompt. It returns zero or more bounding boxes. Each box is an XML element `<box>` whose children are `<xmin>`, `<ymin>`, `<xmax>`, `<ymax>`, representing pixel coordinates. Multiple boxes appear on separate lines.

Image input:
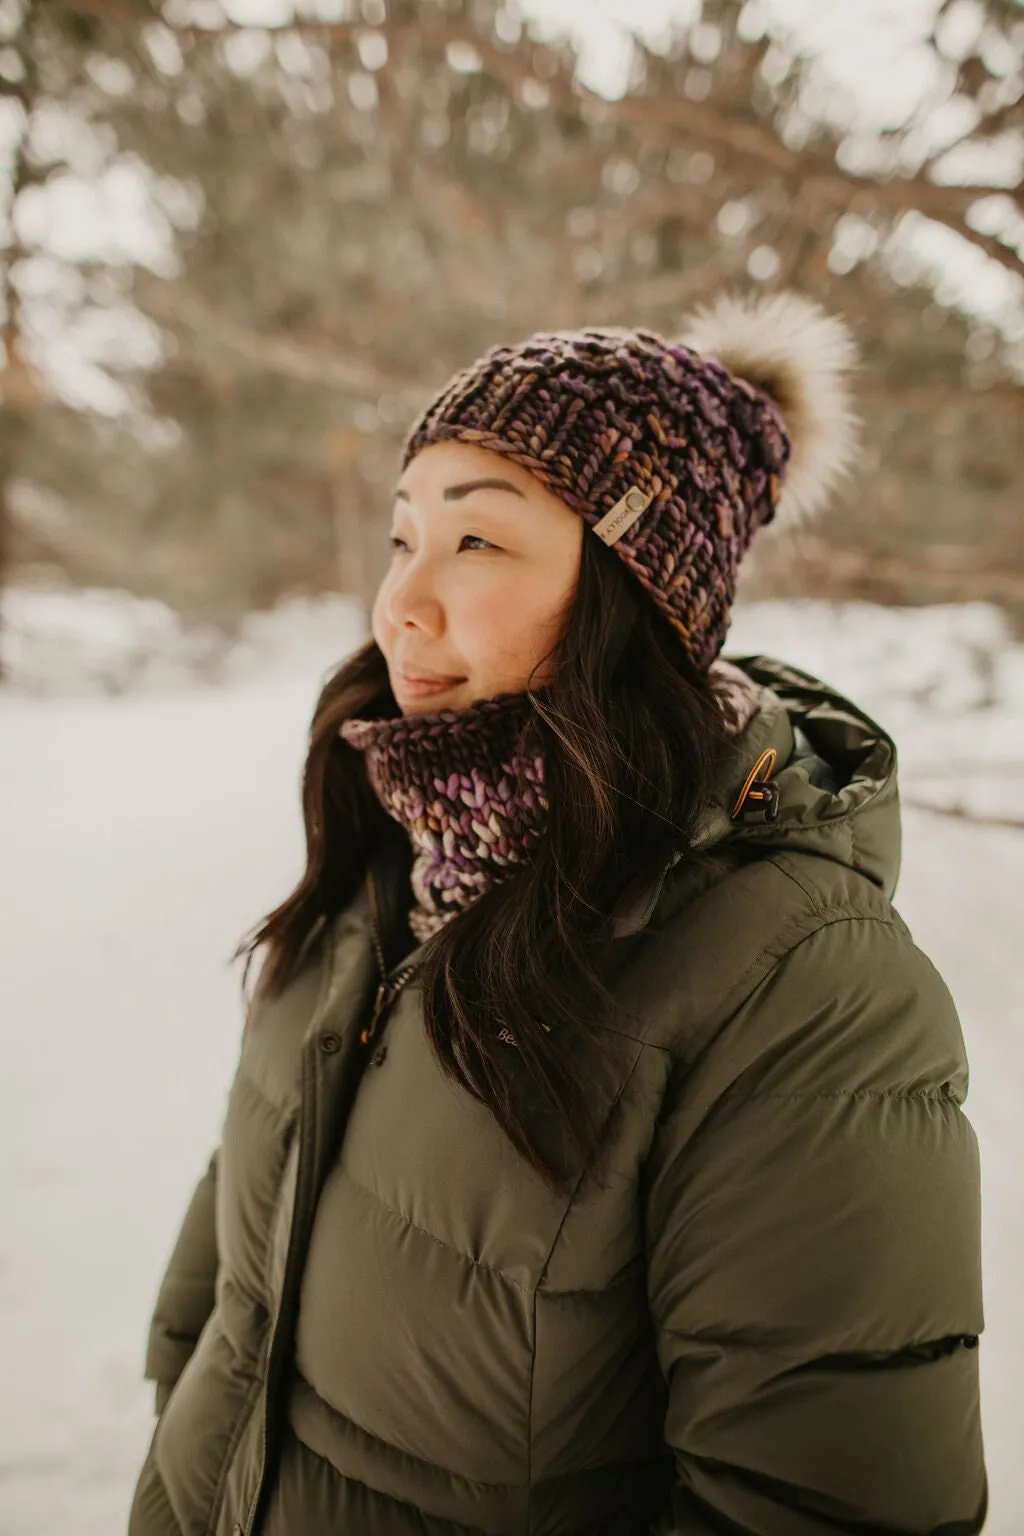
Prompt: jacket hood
<box><xmin>708</xmin><ymin>653</ymin><xmax>900</xmax><ymax>885</ymax></box>
<box><xmin>612</xmin><ymin>653</ymin><xmax>902</xmax><ymax>937</ymax></box>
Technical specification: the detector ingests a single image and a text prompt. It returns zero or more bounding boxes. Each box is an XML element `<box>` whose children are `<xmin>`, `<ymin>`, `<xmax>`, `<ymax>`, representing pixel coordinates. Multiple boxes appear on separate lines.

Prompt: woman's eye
<box><xmin>388</xmin><ymin>534</ymin><xmax>496</xmax><ymax>552</ymax></box>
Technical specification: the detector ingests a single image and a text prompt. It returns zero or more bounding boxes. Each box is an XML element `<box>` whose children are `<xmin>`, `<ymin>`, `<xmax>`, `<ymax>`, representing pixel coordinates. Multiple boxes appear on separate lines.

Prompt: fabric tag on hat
<box><xmin>592</xmin><ymin>486</ymin><xmax>653</xmax><ymax>546</ymax></box>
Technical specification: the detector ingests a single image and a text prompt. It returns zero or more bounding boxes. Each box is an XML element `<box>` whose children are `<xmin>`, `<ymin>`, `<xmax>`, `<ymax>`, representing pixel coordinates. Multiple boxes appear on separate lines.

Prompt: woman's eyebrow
<box><xmin>393</xmin><ymin>478</ymin><xmax>527</xmax><ymax>502</ymax></box>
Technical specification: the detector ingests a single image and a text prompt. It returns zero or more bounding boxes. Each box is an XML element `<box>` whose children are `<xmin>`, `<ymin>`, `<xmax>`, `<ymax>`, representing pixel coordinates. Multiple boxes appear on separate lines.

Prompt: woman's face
<box><xmin>372</xmin><ymin>440</ymin><xmax>584</xmax><ymax>715</ymax></box>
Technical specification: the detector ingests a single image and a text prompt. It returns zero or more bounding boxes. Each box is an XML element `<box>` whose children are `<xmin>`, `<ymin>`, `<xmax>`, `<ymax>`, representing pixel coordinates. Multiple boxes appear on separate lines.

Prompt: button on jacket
<box><xmin>128</xmin><ymin>655</ymin><xmax>987</xmax><ymax>1536</ymax></box>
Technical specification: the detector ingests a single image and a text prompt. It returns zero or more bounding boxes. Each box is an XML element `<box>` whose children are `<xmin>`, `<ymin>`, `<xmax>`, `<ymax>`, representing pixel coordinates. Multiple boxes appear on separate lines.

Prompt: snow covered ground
<box><xmin>1</xmin><ymin>588</ymin><xmax>1021</xmax><ymax>1535</ymax></box>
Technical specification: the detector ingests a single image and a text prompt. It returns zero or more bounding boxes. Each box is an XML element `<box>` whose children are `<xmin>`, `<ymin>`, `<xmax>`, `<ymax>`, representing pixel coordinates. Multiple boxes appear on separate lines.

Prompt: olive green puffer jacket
<box><xmin>128</xmin><ymin>655</ymin><xmax>987</xmax><ymax>1536</ymax></box>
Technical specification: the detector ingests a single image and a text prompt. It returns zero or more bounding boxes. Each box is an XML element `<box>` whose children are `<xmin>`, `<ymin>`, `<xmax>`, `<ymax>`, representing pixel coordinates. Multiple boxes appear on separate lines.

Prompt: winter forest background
<box><xmin>1</xmin><ymin>0</ymin><xmax>1023</xmax><ymax>1531</ymax></box>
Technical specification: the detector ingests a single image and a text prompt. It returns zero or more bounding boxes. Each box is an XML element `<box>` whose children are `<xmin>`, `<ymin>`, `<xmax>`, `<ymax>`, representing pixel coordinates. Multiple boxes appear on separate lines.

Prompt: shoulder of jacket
<box><xmin>630</xmin><ymin>849</ymin><xmax>909</xmax><ymax>1058</ymax></box>
<box><xmin>763</xmin><ymin>848</ymin><xmax>901</xmax><ymax>930</ymax></box>
<box><xmin>648</xmin><ymin>889</ymin><xmax>967</xmax><ymax>1111</ymax></box>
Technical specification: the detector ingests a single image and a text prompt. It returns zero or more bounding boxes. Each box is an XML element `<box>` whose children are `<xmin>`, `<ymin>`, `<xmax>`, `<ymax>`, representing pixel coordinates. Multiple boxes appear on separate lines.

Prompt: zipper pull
<box><xmin>360</xmin><ymin>981</ymin><xmax>395</xmax><ymax>1046</ymax></box>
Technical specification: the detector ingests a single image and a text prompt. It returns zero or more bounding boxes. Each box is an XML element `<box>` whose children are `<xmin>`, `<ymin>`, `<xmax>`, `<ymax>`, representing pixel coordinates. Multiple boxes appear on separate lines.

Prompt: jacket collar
<box><xmin>609</xmin><ymin>673</ymin><xmax>792</xmax><ymax>938</ymax></box>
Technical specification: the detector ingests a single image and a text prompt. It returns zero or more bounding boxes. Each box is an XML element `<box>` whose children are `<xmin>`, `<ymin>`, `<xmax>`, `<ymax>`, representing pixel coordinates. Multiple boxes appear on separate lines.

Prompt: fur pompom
<box><xmin>679</xmin><ymin>291</ymin><xmax>860</xmax><ymax>525</ymax></box>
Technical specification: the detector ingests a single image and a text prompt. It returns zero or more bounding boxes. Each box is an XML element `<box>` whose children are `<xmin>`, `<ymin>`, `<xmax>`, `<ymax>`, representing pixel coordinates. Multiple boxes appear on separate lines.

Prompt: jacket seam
<box><xmin>234</xmin><ymin>1063</ymin><xmax>298</xmax><ymax>1132</ymax></box>
<box><xmin>535</xmin><ymin>1043</ymin><xmax>648</xmax><ymax>1296</ymax></box>
<box><xmin>724</xmin><ymin>907</ymin><xmax>901</xmax><ymax>1017</ymax></box>
<box><xmin>523</xmin><ymin>1043</ymin><xmax>648</xmax><ymax>1531</ymax></box>
<box><xmin>699</xmin><ymin>916</ymin><xmax>962</xmax><ymax>1107</ymax></box>
<box><xmin>344</xmin><ymin>1171</ymin><xmax>534</xmax><ymax>1295</ymax></box>
<box><xmin>662</xmin><ymin>908</ymin><xmax>896</xmax><ymax>1073</ymax></box>
<box><xmin>156</xmin><ymin>1275</ymin><xmax>216</xmax><ymax>1302</ymax></box>
<box><xmin>736</xmin><ymin>1087</ymin><xmax>956</xmax><ymax>1103</ymax></box>
<box><xmin>293</xmin><ymin>1421</ymin><xmax>510</xmax><ymax>1521</ymax></box>
<box><xmin>294</xmin><ymin>1368</ymin><xmax>526</xmax><ymax>1492</ymax></box>
<box><xmin>591</xmin><ymin>1019</ymin><xmax>672</xmax><ymax>1050</ymax></box>
<box><xmin>538</xmin><ymin>1257</ymin><xmax>644</xmax><ymax>1298</ymax></box>
<box><xmin>766</xmin><ymin>851</ymin><xmax>899</xmax><ymax>925</ymax></box>
<box><xmin>751</xmin><ymin>910</ymin><xmax>914</xmax><ymax>1010</ymax></box>
<box><xmin>658</xmin><ymin>1322</ymin><xmax>799</xmax><ymax>1358</ymax></box>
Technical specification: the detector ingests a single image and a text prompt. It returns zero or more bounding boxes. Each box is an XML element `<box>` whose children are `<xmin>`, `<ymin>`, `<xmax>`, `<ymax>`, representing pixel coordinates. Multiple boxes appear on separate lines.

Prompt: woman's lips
<box><xmin>394</xmin><ymin>672</ymin><xmax>465</xmax><ymax>698</ymax></box>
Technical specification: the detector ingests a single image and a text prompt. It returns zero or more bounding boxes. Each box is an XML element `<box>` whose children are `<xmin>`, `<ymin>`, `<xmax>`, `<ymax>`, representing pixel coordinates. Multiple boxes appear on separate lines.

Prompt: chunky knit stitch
<box><xmin>340</xmin><ymin>688</ymin><xmax>547</xmax><ymax>942</ymax></box>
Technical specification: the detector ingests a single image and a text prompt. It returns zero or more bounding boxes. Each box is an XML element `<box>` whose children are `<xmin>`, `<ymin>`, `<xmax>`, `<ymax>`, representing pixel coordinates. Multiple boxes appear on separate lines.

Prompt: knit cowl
<box><xmin>339</xmin><ymin>688</ymin><xmax>548</xmax><ymax>943</ymax></box>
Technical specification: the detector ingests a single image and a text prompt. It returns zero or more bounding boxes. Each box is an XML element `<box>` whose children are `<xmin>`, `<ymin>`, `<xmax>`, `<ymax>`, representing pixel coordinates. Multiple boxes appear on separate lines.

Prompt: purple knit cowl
<box><xmin>339</xmin><ymin>689</ymin><xmax>548</xmax><ymax>943</ymax></box>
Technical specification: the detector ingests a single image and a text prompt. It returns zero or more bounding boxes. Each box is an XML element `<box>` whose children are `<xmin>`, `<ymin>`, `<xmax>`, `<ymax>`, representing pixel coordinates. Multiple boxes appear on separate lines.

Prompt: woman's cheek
<box><xmin>369</xmin><ymin>588</ymin><xmax>392</xmax><ymax>659</ymax></box>
<box><xmin>464</xmin><ymin>592</ymin><xmax>512</xmax><ymax>652</ymax></box>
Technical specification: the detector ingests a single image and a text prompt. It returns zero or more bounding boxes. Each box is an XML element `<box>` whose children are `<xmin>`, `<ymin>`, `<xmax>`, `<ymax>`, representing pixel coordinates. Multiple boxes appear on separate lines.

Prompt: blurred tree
<box><xmin>4</xmin><ymin>0</ymin><xmax>1023</xmax><ymax>633</ymax></box>
<box><xmin>0</xmin><ymin>0</ymin><xmax>182</xmax><ymax>673</ymax></box>
<box><xmin>1</xmin><ymin>0</ymin><xmax>48</xmax><ymax>677</ymax></box>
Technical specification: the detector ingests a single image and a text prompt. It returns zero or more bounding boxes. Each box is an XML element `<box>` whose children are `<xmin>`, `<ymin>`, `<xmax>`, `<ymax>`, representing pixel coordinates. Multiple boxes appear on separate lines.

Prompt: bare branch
<box><xmin>861</xmin><ymin>381</ymin><xmax>1023</xmax><ymax>402</ymax></box>
<box><xmin>943</xmin><ymin>207</ymin><xmax>1024</xmax><ymax>280</ymax></box>
<box><xmin>0</xmin><ymin>78</ymin><xmax>31</xmax><ymax>106</ymax></box>
<box><xmin>934</xmin><ymin>96</ymin><xmax>1024</xmax><ymax>152</ymax></box>
<box><xmin>786</xmin><ymin>531</ymin><xmax>1024</xmax><ymax>603</ymax></box>
<box><xmin>901</xmin><ymin>799</ymin><xmax>1024</xmax><ymax>831</ymax></box>
<box><xmin>615</xmin><ymin>246</ymin><xmax>759</xmax><ymax>311</ymax></box>
<box><xmin>909</xmin><ymin>764</ymin><xmax>1024</xmax><ymax>780</ymax></box>
<box><xmin>53</xmin><ymin>0</ymin><xmax>160</xmax><ymax>18</ymax></box>
<box><xmin>135</xmin><ymin>277</ymin><xmax>420</xmax><ymax>397</ymax></box>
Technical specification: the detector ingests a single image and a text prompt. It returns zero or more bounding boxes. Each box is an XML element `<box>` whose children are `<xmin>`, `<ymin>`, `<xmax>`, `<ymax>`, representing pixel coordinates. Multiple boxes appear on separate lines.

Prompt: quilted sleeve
<box><xmin>143</xmin><ymin>1146</ymin><xmax>220</xmax><ymax>1415</ymax></box>
<box><xmin>642</xmin><ymin>916</ymin><xmax>987</xmax><ymax>1534</ymax></box>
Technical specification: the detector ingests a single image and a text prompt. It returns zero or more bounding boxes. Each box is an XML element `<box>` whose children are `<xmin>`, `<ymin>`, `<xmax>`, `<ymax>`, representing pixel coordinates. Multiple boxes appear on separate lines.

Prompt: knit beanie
<box><xmin>402</xmin><ymin>291</ymin><xmax>859</xmax><ymax>672</ymax></box>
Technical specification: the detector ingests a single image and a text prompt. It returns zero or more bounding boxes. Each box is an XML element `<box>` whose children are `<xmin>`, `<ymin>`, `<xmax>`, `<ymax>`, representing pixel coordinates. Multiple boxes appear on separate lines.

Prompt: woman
<box><xmin>129</xmin><ymin>293</ymin><xmax>987</xmax><ymax>1536</ymax></box>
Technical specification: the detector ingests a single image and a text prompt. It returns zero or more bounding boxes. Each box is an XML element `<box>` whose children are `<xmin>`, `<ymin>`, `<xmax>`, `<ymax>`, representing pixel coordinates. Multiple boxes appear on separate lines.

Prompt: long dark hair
<box><xmin>236</xmin><ymin>534</ymin><xmax>741</xmax><ymax>1193</ymax></box>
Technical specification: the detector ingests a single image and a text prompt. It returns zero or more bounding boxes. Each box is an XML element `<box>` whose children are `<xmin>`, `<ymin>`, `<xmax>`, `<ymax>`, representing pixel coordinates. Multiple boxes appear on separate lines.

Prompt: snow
<box><xmin>1</xmin><ymin>588</ymin><xmax>1021</xmax><ymax>1534</ymax></box>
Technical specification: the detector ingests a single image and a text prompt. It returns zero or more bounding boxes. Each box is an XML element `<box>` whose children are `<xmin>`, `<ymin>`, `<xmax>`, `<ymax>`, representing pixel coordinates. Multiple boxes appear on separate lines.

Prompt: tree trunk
<box><xmin>0</xmin><ymin>1</ymin><xmax>40</xmax><ymax>683</ymax></box>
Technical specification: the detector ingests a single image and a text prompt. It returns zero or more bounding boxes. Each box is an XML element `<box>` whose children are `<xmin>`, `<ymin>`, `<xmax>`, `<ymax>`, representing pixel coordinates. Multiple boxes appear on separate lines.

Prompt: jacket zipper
<box><xmin>240</xmin><ymin>871</ymin><xmax>421</xmax><ymax>1534</ymax></box>
<box><xmin>362</xmin><ymin>865</ymin><xmax>420</xmax><ymax>1046</ymax></box>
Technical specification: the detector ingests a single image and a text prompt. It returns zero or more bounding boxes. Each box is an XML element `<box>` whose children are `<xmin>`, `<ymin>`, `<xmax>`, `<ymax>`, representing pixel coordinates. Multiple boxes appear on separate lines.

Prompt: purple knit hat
<box><xmin>402</xmin><ymin>292</ymin><xmax>859</xmax><ymax>672</ymax></box>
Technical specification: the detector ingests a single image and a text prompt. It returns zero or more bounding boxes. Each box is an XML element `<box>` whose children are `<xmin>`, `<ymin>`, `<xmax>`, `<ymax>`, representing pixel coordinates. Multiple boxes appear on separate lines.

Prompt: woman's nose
<box><xmin>384</xmin><ymin>556</ymin><xmax>444</xmax><ymax>634</ymax></box>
